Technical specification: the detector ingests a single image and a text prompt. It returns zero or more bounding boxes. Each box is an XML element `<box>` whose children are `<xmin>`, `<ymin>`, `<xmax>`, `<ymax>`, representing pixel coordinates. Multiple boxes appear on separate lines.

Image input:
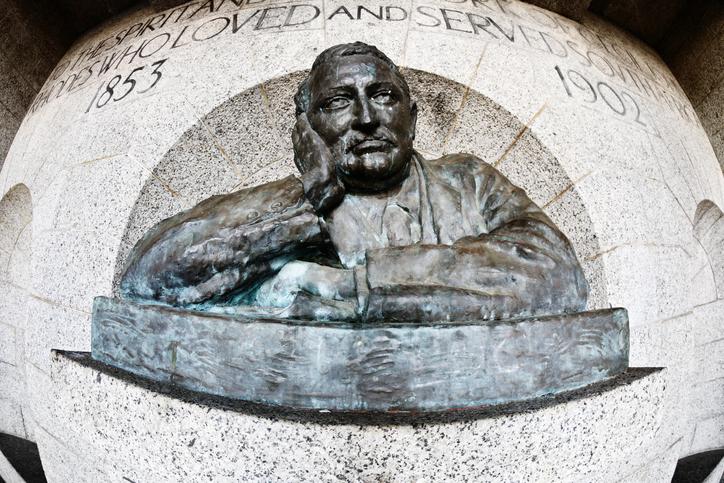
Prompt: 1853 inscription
<box><xmin>85</xmin><ymin>59</ymin><xmax>167</xmax><ymax>113</ymax></box>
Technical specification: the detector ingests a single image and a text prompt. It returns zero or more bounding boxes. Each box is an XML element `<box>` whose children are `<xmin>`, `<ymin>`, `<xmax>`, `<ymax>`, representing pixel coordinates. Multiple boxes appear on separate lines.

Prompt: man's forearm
<box><xmin>359</xmin><ymin>221</ymin><xmax>588</xmax><ymax>321</ymax></box>
<box><xmin>120</xmin><ymin>176</ymin><xmax>326</xmax><ymax>306</ymax></box>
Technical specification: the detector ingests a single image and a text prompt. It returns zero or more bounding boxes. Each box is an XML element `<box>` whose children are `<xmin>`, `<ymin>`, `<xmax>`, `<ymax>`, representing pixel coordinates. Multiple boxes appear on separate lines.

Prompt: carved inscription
<box><xmin>554</xmin><ymin>65</ymin><xmax>659</xmax><ymax>134</ymax></box>
<box><xmin>27</xmin><ymin>0</ymin><xmax>697</xmax><ymax>128</ymax></box>
<box><xmin>29</xmin><ymin>2</ymin><xmax>323</xmax><ymax>115</ymax></box>
<box><xmin>405</xmin><ymin>5</ymin><xmax>697</xmax><ymax>127</ymax></box>
<box><xmin>85</xmin><ymin>59</ymin><xmax>168</xmax><ymax>112</ymax></box>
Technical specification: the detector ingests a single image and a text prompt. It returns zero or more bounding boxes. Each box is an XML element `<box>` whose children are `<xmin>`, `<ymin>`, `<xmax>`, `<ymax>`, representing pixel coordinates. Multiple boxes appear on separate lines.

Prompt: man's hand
<box><xmin>254</xmin><ymin>261</ymin><xmax>355</xmax><ymax>308</ymax></box>
<box><xmin>292</xmin><ymin>113</ymin><xmax>345</xmax><ymax>214</ymax></box>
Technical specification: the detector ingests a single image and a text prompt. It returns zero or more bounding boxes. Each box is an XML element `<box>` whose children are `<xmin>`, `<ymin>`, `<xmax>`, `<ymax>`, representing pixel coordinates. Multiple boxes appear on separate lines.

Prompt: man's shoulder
<box><xmin>202</xmin><ymin>175</ymin><xmax>303</xmax><ymax>210</ymax></box>
<box><xmin>418</xmin><ymin>152</ymin><xmax>499</xmax><ymax>178</ymax></box>
<box><xmin>166</xmin><ymin>175</ymin><xmax>305</xmax><ymax>226</ymax></box>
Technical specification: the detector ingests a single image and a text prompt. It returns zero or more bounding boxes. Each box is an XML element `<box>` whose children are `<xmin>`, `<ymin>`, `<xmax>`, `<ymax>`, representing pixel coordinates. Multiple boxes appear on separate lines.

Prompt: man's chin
<box><xmin>358</xmin><ymin>151</ymin><xmax>394</xmax><ymax>172</ymax></box>
<box><xmin>338</xmin><ymin>153</ymin><xmax>410</xmax><ymax>192</ymax></box>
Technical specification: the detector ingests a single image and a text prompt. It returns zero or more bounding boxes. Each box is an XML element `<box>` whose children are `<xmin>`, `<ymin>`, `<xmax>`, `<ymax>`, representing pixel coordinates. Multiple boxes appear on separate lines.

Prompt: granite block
<box><xmin>24</xmin><ymin>298</ymin><xmax>91</xmax><ymax>373</ymax></box>
<box><xmin>54</xmin><ymin>155</ymin><xmax>146</xmax><ymax>236</ymax></box>
<box><xmin>0</xmin><ymin>322</ymin><xmax>17</xmax><ymax>365</ymax></box>
<box><xmin>49</xmin><ymin>350</ymin><xmax>666</xmax><ymax>481</ymax></box>
<box><xmin>30</xmin><ymin>227</ymin><xmax>119</xmax><ymax>310</ymax></box>
<box><xmin>689</xmin><ymin>415</ymin><xmax>724</xmax><ymax>456</ymax></box>
<box><xmin>404</xmin><ymin>28</ymin><xmax>487</xmax><ymax>87</ymax></box>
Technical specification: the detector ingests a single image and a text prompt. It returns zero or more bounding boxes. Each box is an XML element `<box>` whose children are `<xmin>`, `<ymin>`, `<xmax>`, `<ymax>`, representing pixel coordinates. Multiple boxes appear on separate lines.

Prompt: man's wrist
<box><xmin>302</xmin><ymin>169</ymin><xmax>344</xmax><ymax>215</ymax></box>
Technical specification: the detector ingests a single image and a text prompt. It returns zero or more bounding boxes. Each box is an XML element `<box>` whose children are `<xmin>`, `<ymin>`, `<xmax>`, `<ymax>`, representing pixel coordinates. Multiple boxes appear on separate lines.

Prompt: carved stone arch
<box><xmin>0</xmin><ymin>183</ymin><xmax>33</xmax><ymax>439</ymax></box>
<box><xmin>693</xmin><ymin>200</ymin><xmax>724</xmax><ymax>298</ymax></box>
<box><xmin>114</xmin><ymin>70</ymin><xmax>608</xmax><ymax>309</ymax></box>
<box><xmin>0</xmin><ymin>184</ymin><xmax>33</xmax><ymax>287</ymax></box>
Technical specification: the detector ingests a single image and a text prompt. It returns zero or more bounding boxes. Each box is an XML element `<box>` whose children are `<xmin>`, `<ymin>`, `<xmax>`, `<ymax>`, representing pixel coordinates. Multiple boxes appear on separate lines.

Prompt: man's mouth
<box><xmin>349</xmin><ymin>138</ymin><xmax>392</xmax><ymax>155</ymax></box>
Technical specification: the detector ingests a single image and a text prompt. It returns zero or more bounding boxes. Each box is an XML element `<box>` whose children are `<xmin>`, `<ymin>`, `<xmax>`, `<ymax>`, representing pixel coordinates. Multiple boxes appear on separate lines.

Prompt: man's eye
<box><xmin>372</xmin><ymin>91</ymin><xmax>394</xmax><ymax>104</ymax></box>
<box><xmin>323</xmin><ymin>96</ymin><xmax>351</xmax><ymax>110</ymax></box>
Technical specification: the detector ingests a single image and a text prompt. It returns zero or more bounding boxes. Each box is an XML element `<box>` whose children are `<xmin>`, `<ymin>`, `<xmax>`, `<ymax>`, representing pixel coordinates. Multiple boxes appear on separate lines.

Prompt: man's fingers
<box><xmin>293</xmin><ymin>114</ymin><xmax>318</xmax><ymax>173</ymax></box>
<box><xmin>315</xmin><ymin>182</ymin><xmax>344</xmax><ymax>214</ymax></box>
<box><xmin>254</xmin><ymin>261</ymin><xmax>310</xmax><ymax>308</ymax></box>
<box><xmin>298</xmin><ymin>264</ymin><xmax>355</xmax><ymax>301</ymax></box>
<box><xmin>296</xmin><ymin>111</ymin><xmax>313</xmax><ymax>131</ymax></box>
<box><xmin>302</xmin><ymin>169</ymin><xmax>342</xmax><ymax>213</ymax></box>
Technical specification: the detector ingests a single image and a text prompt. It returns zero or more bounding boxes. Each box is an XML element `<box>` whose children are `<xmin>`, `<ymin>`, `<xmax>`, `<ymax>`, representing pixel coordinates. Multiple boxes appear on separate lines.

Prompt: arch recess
<box><xmin>0</xmin><ymin>183</ymin><xmax>33</xmax><ymax>441</ymax></box>
<box><xmin>114</xmin><ymin>70</ymin><xmax>608</xmax><ymax>309</ymax></box>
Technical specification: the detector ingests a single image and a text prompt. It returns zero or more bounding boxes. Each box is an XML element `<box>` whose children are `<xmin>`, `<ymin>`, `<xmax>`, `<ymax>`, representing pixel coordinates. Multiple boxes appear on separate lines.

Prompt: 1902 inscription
<box><xmin>554</xmin><ymin>65</ymin><xmax>652</xmax><ymax>131</ymax></box>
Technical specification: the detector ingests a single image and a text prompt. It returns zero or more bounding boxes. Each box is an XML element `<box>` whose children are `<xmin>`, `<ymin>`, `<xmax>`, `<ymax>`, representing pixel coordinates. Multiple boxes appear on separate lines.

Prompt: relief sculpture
<box><xmin>92</xmin><ymin>43</ymin><xmax>628</xmax><ymax>411</ymax></box>
<box><xmin>119</xmin><ymin>42</ymin><xmax>588</xmax><ymax>322</ymax></box>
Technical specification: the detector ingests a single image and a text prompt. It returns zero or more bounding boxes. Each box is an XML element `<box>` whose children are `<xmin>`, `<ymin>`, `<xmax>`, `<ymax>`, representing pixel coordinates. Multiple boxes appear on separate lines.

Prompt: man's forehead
<box><xmin>311</xmin><ymin>54</ymin><xmax>400</xmax><ymax>91</ymax></box>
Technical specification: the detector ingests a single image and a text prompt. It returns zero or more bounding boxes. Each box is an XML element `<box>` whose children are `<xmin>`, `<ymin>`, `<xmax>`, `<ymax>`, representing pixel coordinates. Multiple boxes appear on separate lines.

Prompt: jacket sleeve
<box><xmin>120</xmin><ymin>176</ymin><xmax>327</xmax><ymax>306</ymax></box>
<box><xmin>361</xmin><ymin>158</ymin><xmax>589</xmax><ymax>321</ymax></box>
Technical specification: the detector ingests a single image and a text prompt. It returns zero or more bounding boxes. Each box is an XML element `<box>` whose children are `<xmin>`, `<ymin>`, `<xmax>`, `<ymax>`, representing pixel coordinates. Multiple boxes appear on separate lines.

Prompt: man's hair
<box><xmin>294</xmin><ymin>42</ymin><xmax>410</xmax><ymax>115</ymax></box>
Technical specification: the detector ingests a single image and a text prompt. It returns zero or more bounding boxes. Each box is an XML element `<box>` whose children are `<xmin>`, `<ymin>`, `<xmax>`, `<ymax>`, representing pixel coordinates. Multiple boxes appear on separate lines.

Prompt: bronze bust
<box><xmin>120</xmin><ymin>42</ymin><xmax>588</xmax><ymax>322</ymax></box>
<box><xmin>93</xmin><ymin>43</ymin><xmax>626</xmax><ymax>412</ymax></box>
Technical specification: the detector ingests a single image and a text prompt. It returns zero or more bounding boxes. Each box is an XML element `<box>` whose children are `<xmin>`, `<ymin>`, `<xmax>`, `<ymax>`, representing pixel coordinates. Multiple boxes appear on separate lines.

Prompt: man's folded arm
<box><xmin>119</xmin><ymin>176</ymin><xmax>326</xmax><ymax>306</ymax></box>
<box><xmin>359</xmin><ymin>161</ymin><xmax>589</xmax><ymax>321</ymax></box>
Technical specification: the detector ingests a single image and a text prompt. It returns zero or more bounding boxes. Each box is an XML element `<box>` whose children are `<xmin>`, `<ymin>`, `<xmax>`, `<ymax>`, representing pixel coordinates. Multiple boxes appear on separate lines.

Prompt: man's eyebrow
<box><xmin>366</xmin><ymin>81</ymin><xmax>400</xmax><ymax>91</ymax></box>
<box><xmin>317</xmin><ymin>85</ymin><xmax>355</xmax><ymax>98</ymax></box>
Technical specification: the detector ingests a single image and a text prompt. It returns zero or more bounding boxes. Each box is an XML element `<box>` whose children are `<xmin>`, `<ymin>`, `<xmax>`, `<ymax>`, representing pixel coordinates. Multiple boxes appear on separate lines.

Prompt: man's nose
<box><xmin>353</xmin><ymin>98</ymin><xmax>379</xmax><ymax>131</ymax></box>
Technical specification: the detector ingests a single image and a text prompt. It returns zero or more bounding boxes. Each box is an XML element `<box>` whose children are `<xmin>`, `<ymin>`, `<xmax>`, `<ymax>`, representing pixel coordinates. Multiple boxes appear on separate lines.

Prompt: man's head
<box><xmin>295</xmin><ymin>42</ymin><xmax>417</xmax><ymax>192</ymax></box>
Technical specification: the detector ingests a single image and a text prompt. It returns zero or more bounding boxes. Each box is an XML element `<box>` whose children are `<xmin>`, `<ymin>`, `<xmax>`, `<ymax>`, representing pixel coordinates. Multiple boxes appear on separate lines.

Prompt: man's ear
<box><xmin>410</xmin><ymin>101</ymin><xmax>418</xmax><ymax>140</ymax></box>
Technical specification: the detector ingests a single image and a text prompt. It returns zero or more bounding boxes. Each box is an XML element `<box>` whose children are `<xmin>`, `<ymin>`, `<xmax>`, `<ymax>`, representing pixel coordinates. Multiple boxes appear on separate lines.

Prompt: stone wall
<box><xmin>0</xmin><ymin>0</ymin><xmax>70</xmax><ymax>169</ymax></box>
<box><xmin>0</xmin><ymin>0</ymin><xmax>722</xmax><ymax>479</ymax></box>
<box><xmin>663</xmin><ymin>1</ymin><xmax>724</xmax><ymax>170</ymax></box>
<box><xmin>48</xmin><ymin>354</ymin><xmax>669</xmax><ymax>481</ymax></box>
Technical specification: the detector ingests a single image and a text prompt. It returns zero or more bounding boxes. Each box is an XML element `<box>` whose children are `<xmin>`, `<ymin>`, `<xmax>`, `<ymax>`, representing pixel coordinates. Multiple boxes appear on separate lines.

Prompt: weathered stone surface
<box><xmin>661</xmin><ymin>1</ymin><xmax>724</xmax><ymax>169</ymax></box>
<box><xmin>0</xmin><ymin>0</ymin><xmax>71</xmax><ymax>169</ymax></box>
<box><xmin>0</xmin><ymin>184</ymin><xmax>31</xmax><ymax>442</ymax></box>
<box><xmin>523</xmin><ymin>0</ymin><xmax>591</xmax><ymax>21</ymax></box>
<box><xmin>92</xmin><ymin>296</ymin><xmax>628</xmax><ymax>411</ymax></box>
<box><xmin>50</xmin><ymin>351</ymin><xmax>666</xmax><ymax>481</ymax></box>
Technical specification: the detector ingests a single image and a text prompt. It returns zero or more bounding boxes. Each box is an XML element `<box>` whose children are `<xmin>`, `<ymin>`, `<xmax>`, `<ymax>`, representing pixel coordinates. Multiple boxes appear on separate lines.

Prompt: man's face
<box><xmin>307</xmin><ymin>54</ymin><xmax>417</xmax><ymax>192</ymax></box>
